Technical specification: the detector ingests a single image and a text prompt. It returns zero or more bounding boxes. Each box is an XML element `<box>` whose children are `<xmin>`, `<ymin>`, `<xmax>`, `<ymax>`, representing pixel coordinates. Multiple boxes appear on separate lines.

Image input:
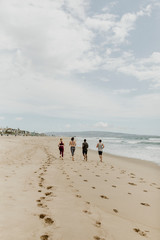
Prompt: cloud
<box><xmin>94</xmin><ymin>122</ymin><xmax>108</xmax><ymax>128</ymax></box>
<box><xmin>0</xmin><ymin>116</ymin><xmax>5</xmax><ymax>120</ymax></box>
<box><xmin>102</xmin><ymin>51</ymin><xmax>160</xmax><ymax>89</ymax></box>
<box><xmin>65</xmin><ymin>124</ymin><xmax>71</xmax><ymax>128</ymax></box>
<box><xmin>112</xmin><ymin>5</ymin><xmax>152</xmax><ymax>44</ymax></box>
<box><xmin>15</xmin><ymin>117</ymin><xmax>23</xmax><ymax>121</ymax></box>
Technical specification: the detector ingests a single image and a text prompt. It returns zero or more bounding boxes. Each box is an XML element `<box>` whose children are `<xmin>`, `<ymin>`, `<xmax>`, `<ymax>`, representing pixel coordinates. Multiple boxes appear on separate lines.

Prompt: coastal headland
<box><xmin>0</xmin><ymin>136</ymin><xmax>160</xmax><ymax>240</ymax></box>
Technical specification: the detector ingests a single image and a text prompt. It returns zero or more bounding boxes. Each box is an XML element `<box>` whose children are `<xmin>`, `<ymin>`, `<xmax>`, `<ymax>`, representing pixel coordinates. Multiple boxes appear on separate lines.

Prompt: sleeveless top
<box><xmin>59</xmin><ymin>142</ymin><xmax>64</xmax><ymax>149</ymax></box>
<box><xmin>98</xmin><ymin>143</ymin><xmax>103</xmax><ymax>151</ymax></box>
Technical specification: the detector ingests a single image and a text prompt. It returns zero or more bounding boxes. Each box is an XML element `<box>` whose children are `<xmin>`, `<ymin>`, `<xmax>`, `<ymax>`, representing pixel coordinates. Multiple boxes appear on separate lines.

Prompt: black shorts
<box><xmin>98</xmin><ymin>151</ymin><xmax>103</xmax><ymax>155</ymax></box>
<box><xmin>83</xmin><ymin>149</ymin><xmax>88</xmax><ymax>155</ymax></box>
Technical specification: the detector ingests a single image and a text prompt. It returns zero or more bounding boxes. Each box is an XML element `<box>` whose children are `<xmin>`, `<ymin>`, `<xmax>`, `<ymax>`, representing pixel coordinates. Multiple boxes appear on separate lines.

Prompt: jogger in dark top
<box><xmin>82</xmin><ymin>139</ymin><xmax>89</xmax><ymax>161</ymax></box>
<box><xmin>58</xmin><ymin>138</ymin><xmax>64</xmax><ymax>160</ymax></box>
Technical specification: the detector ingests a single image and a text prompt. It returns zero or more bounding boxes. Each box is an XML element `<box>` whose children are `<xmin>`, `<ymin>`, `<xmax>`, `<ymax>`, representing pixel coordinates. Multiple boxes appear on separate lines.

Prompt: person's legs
<box><xmin>71</xmin><ymin>147</ymin><xmax>75</xmax><ymax>161</ymax></box>
<box><xmin>98</xmin><ymin>151</ymin><xmax>102</xmax><ymax>162</ymax></box>
<box><xmin>84</xmin><ymin>150</ymin><xmax>87</xmax><ymax>161</ymax></box>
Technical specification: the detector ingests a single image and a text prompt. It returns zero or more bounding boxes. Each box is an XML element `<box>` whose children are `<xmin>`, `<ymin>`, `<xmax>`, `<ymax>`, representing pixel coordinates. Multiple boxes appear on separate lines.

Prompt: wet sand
<box><xmin>0</xmin><ymin>136</ymin><xmax>160</xmax><ymax>240</ymax></box>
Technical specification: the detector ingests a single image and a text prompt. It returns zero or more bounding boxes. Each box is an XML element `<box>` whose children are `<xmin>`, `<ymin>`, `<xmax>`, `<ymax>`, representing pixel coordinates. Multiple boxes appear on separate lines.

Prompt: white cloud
<box><xmin>94</xmin><ymin>122</ymin><xmax>108</xmax><ymax>128</ymax></box>
<box><xmin>65</xmin><ymin>124</ymin><xmax>71</xmax><ymax>128</ymax></box>
<box><xmin>15</xmin><ymin>117</ymin><xmax>23</xmax><ymax>121</ymax></box>
<box><xmin>112</xmin><ymin>5</ymin><xmax>152</xmax><ymax>44</ymax></box>
<box><xmin>102</xmin><ymin>51</ymin><xmax>160</xmax><ymax>88</ymax></box>
<box><xmin>0</xmin><ymin>116</ymin><xmax>5</xmax><ymax>120</ymax></box>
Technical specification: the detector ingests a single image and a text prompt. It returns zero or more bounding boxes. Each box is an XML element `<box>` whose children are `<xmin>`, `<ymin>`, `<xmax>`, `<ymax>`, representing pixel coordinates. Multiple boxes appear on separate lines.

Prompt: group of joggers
<box><xmin>58</xmin><ymin>137</ymin><xmax>105</xmax><ymax>162</ymax></box>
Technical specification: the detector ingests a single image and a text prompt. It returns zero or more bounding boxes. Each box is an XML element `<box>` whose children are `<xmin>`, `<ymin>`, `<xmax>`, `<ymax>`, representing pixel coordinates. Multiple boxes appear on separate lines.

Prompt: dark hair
<box><xmin>99</xmin><ymin>139</ymin><xmax>102</xmax><ymax>143</ymax></box>
<box><xmin>84</xmin><ymin>139</ymin><xmax>86</xmax><ymax>142</ymax></box>
<box><xmin>71</xmin><ymin>137</ymin><xmax>74</xmax><ymax>141</ymax></box>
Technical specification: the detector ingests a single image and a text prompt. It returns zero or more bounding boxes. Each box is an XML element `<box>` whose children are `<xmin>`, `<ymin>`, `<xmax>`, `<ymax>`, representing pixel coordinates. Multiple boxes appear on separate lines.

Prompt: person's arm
<box><xmin>96</xmin><ymin>143</ymin><xmax>99</xmax><ymax>148</ymax></box>
<box><xmin>102</xmin><ymin>144</ymin><xmax>104</xmax><ymax>148</ymax></box>
<box><xmin>75</xmin><ymin>141</ymin><xmax>76</xmax><ymax>146</ymax></box>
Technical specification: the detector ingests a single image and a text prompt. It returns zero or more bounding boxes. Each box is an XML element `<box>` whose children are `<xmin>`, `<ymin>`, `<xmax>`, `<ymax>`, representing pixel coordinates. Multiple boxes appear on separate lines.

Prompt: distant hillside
<box><xmin>45</xmin><ymin>131</ymin><xmax>153</xmax><ymax>139</ymax></box>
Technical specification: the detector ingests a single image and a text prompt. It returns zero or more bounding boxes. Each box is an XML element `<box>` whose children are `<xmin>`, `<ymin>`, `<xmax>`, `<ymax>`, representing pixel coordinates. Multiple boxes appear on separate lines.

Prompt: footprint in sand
<box><xmin>36</xmin><ymin>200</ymin><xmax>41</xmax><ymax>202</ymax></box>
<box><xmin>133</xmin><ymin>228</ymin><xmax>148</xmax><ymax>237</ymax></box>
<box><xmin>95</xmin><ymin>175</ymin><xmax>100</xmax><ymax>177</ymax></box>
<box><xmin>140</xmin><ymin>203</ymin><xmax>150</xmax><ymax>207</ymax></box>
<box><xmin>128</xmin><ymin>182</ymin><xmax>137</xmax><ymax>186</ymax></box>
<box><xmin>112</xmin><ymin>185</ymin><xmax>117</xmax><ymax>188</ymax></box>
<box><xmin>83</xmin><ymin>210</ymin><xmax>91</xmax><ymax>214</ymax></box>
<box><xmin>76</xmin><ymin>194</ymin><xmax>82</xmax><ymax>198</ymax></box>
<box><xmin>113</xmin><ymin>209</ymin><xmax>118</xmax><ymax>213</ymax></box>
<box><xmin>95</xmin><ymin>221</ymin><xmax>101</xmax><ymax>228</ymax></box>
<box><xmin>100</xmin><ymin>195</ymin><xmax>109</xmax><ymax>199</ymax></box>
<box><xmin>46</xmin><ymin>186</ymin><xmax>53</xmax><ymax>190</ymax></box>
<box><xmin>86</xmin><ymin>201</ymin><xmax>90</xmax><ymax>204</ymax></box>
<box><xmin>45</xmin><ymin>192</ymin><xmax>52</xmax><ymax>196</ymax></box>
<box><xmin>40</xmin><ymin>197</ymin><xmax>45</xmax><ymax>200</ymax></box>
<box><xmin>79</xmin><ymin>175</ymin><xmax>82</xmax><ymax>177</ymax></box>
<box><xmin>93</xmin><ymin>236</ymin><xmax>105</xmax><ymax>240</ymax></box>
<box><xmin>44</xmin><ymin>217</ymin><xmax>54</xmax><ymax>225</ymax></box>
<box><xmin>84</xmin><ymin>180</ymin><xmax>88</xmax><ymax>182</ymax></box>
<box><xmin>143</xmin><ymin>190</ymin><xmax>148</xmax><ymax>192</ymax></box>
<box><xmin>92</xmin><ymin>186</ymin><xmax>96</xmax><ymax>189</ymax></box>
<box><xmin>38</xmin><ymin>190</ymin><xmax>42</xmax><ymax>192</ymax></box>
<box><xmin>37</xmin><ymin>203</ymin><xmax>43</xmax><ymax>207</ymax></box>
<box><xmin>40</xmin><ymin>235</ymin><xmax>49</xmax><ymax>240</ymax></box>
<box><xmin>39</xmin><ymin>214</ymin><xmax>46</xmax><ymax>219</ymax></box>
<box><xmin>128</xmin><ymin>192</ymin><xmax>132</xmax><ymax>195</ymax></box>
<box><xmin>130</xmin><ymin>173</ymin><xmax>135</xmax><ymax>176</ymax></box>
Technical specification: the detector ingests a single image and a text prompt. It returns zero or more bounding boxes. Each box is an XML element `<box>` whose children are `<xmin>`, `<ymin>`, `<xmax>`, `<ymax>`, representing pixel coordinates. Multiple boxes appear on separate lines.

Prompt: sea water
<box><xmin>74</xmin><ymin>132</ymin><xmax>160</xmax><ymax>165</ymax></box>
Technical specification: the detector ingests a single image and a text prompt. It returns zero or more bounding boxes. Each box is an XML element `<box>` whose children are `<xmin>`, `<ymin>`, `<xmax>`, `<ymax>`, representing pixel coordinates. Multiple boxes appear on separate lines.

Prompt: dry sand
<box><xmin>0</xmin><ymin>136</ymin><xmax>160</xmax><ymax>240</ymax></box>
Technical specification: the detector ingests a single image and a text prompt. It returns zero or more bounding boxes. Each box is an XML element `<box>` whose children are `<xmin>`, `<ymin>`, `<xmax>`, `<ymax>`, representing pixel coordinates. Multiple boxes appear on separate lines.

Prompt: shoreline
<box><xmin>76</xmin><ymin>143</ymin><xmax>160</xmax><ymax>169</ymax></box>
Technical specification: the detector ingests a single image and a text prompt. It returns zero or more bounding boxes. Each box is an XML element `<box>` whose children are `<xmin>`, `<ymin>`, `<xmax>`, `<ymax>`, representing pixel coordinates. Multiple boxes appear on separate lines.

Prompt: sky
<box><xmin>0</xmin><ymin>0</ymin><xmax>160</xmax><ymax>135</ymax></box>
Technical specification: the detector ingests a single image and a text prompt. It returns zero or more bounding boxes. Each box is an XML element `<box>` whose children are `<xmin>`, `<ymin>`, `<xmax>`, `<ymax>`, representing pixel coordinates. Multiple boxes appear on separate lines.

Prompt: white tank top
<box><xmin>98</xmin><ymin>143</ymin><xmax>103</xmax><ymax>151</ymax></box>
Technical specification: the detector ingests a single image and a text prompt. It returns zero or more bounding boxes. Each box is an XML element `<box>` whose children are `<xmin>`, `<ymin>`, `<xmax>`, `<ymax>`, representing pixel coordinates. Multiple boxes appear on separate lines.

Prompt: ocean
<box><xmin>51</xmin><ymin>131</ymin><xmax>160</xmax><ymax>165</ymax></box>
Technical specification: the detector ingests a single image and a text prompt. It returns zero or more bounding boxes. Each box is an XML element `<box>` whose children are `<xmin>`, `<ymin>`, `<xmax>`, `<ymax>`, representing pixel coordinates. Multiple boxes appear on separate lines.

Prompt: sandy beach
<box><xmin>0</xmin><ymin>136</ymin><xmax>160</xmax><ymax>240</ymax></box>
